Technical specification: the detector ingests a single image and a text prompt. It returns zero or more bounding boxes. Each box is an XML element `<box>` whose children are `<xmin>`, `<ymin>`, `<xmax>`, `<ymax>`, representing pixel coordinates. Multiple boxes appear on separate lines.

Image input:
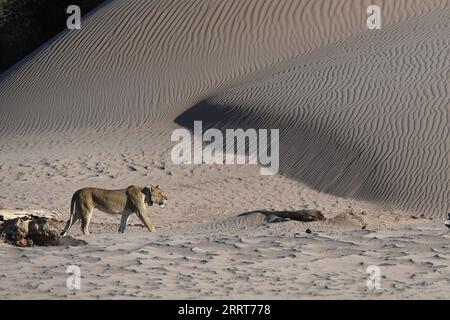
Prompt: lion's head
<box><xmin>143</xmin><ymin>185</ymin><xmax>167</xmax><ymax>208</ymax></box>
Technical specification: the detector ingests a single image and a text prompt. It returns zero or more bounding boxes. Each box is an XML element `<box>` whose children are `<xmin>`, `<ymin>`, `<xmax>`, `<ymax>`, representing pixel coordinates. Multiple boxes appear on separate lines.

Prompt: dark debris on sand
<box><xmin>240</xmin><ymin>209</ymin><xmax>326</xmax><ymax>223</ymax></box>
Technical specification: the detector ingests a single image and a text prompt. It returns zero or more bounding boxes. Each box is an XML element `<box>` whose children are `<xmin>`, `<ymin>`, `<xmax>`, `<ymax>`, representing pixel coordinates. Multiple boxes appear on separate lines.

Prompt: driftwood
<box><xmin>0</xmin><ymin>216</ymin><xmax>60</xmax><ymax>247</ymax></box>
<box><xmin>239</xmin><ymin>209</ymin><xmax>326</xmax><ymax>223</ymax></box>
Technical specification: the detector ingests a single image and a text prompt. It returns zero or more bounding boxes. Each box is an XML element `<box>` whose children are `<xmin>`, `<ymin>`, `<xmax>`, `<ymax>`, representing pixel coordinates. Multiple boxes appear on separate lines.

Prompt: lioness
<box><xmin>60</xmin><ymin>185</ymin><xmax>167</xmax><ymax>236</ymax></box>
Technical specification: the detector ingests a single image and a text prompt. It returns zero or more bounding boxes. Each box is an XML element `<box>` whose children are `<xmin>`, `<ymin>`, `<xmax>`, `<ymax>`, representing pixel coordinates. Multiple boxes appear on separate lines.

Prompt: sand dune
<box><xmin>0</xmin><ymin>0</ymin><xmax>448</xmax><ymax>216</ymax></box>
<box><xmin>178</xmin><ymin>6</ymin><xmax>450</xmax><ymax>216</ymax></box>
<box><xmin>0</xmin><ymin>0</ymin><xmax>447</xmax><ymax>135</ymax></box>
<box><xmin>0</xmin><ymin>0</ymin><xmax>449</xmax><ymax>299</ymax></box>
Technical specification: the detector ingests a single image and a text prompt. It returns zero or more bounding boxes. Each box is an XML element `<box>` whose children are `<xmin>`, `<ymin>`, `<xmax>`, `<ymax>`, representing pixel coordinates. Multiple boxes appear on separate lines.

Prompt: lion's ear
<box><xmin>156</xmin><ymin>185</ymin><xmax>159</xmax><ymax>188</ymax></box>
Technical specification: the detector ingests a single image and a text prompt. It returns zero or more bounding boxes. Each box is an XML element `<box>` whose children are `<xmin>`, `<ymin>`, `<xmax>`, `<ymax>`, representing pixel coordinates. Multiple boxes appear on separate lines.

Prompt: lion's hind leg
<box><xmin>118</xmin><ymin>211</ymin><xmax>132</xmax><ymax>233</ymax></box>
<box><xmin>80</xmin><ymin>206</ymin><xmax>94</xmax><ymax>235</ymax></box>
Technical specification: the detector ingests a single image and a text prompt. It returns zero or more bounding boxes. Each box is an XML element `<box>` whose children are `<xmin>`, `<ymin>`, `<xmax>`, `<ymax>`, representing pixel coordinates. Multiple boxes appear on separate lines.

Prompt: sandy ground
<box><xmin>1</xmin><ymin>210</ymin><xmax>449</xmax><ymax>299</ymax></box>
<box><xmin>0</xmin><ymin>152</ymin><xmax>449</xmax><ymax>299</ymax></box>
<box><xmin>0</xmin><ymin>0</ymin><xmax>449</xmax><ymax>299</ymax></box>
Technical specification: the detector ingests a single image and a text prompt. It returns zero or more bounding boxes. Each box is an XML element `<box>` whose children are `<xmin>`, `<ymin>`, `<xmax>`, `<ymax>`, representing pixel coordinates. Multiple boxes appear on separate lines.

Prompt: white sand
<box><xmin>1</xmin><ymin>213</ymin><xmax>449</xmax><ymax>299</ymax></box>
<box><xmin>0</xmin><ymin>0</ymin><xmax>449</xmax><ymax>299</ymax></box>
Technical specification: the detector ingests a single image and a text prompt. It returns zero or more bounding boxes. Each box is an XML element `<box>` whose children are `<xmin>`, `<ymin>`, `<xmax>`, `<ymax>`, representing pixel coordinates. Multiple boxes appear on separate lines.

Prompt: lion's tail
<box><xmin>68</xmin><ymin>192</ymin><xmax>77</xmax><ymax>225</ymax></box>
<box><xmin>60</xmin><ymin>192</ymin><xmax>78</xmax><ymax>236</ymax></box>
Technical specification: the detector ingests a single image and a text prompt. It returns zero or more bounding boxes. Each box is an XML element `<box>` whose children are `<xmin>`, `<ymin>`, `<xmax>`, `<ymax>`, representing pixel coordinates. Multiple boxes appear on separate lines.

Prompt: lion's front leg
<box><xmin>136</xmin><ymin>206</ymin><xmax>156</xmax><ymax>233</ymax></box>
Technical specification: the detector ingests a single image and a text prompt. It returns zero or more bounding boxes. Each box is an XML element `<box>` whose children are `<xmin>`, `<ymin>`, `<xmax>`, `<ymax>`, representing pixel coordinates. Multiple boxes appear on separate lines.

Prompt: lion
<box><xmin>60</xmin><ymin>185</ymin><xmax>167</xmax><ymax>236</ymax></box>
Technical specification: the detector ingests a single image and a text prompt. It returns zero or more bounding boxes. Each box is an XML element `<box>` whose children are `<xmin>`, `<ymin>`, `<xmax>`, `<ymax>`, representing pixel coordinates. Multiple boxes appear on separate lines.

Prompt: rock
<box><xmin>0</xmin><ymin>216</ymin><xmax>60</xmax><ymax>247</ymax></box>
<box><xmin>305</xmin><ymin>228</ymin><xmax>312</xmax><ymax>234</ymax></box>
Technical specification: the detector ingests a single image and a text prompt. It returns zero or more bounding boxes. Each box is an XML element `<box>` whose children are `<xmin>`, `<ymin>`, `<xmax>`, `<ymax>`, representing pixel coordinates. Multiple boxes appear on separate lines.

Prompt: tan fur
<box><xmin>60</xmin><ymin>185</ymin><xmax>167</xmax><ymax>236</ymax></box>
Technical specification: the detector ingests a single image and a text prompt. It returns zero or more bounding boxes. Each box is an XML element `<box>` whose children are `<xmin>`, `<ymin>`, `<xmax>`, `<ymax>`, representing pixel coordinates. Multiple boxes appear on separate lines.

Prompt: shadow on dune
<box><xmin>174</xmin><ymin>98</ymin><xmax>399</xmax><ymax>207</ymax></box>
